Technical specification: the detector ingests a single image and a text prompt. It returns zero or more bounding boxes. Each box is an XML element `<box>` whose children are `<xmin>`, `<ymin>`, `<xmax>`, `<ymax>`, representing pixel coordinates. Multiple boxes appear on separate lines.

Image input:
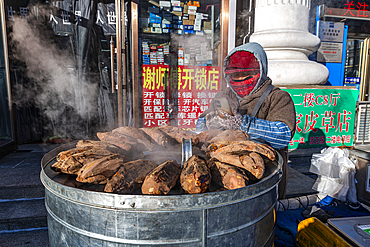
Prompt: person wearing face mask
<box><xmin>196</xmin><ymin>42</ymin><xmax>296</xmax><ymax>199</ymax></box>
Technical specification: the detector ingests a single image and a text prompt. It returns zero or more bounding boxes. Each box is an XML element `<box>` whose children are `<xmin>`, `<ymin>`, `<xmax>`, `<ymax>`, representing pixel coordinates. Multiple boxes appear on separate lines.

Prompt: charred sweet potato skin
<box><xmin>213</xmin><ymin>151</ymin><xmax>265</xmax><ymax>180</ymax></box>
<box><xmin>180</xmin><ymin>155</ymin><xmax>211</xmax><ymax>194</ymax></box>
<box><xmin>52</xmin><ymin>148</ymin><xmax>116</xmax><ymax>174</ymax></box>
<box><xmin>158</xmin><ymin>126</ymin><xmax>199</xmax><ymax>145</ymax></box>
<box><xmin>104</xmin><ymin>159</ymin><xmax>158</xmax><ymax>194</ymax></box>
<box><xmin>208</xmin><ymin>158</ymin><xmax>249</xmax><ymax>190</ymax></box>
<box><xmin>205</xmin><ymin>130</ymin><xmax>249</xmax><ymax>146</ymax></box>
<box><xmin>76</xmin><ymin>154</ymin><xmax>130</xmax><ymax>184</ymax></box>
<box><xmin>112</xmin><ymin>127</ymin><xmax>157</xmax><ymax>151</ymax></box>
<box><xmin>141</xmin><ymin>160</ymin><xmax>181</xmax><ymax>195</ymax></box>
<box><xmin>207</xmin><ymin>141</ymin><xmax>275</xmax><ymax>161</ymax></box>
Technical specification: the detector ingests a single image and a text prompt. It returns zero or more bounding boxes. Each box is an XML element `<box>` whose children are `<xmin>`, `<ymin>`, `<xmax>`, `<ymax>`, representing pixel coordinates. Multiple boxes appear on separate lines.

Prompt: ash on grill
<box><xmin>50</xmin><ymin>126</ymin><xmax>276</xmax><ymax>195</ymax></box>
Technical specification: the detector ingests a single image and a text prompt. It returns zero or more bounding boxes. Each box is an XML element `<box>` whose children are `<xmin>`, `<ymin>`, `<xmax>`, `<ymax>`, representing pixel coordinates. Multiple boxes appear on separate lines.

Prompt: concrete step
<box><xmin>0</xmin><ymin>228</ymin><xmax>49</xmax><ymax>247</ymax></box>
<box><xmin>0</xmin><ymin>185</ymin><xmax>45</xmax><ymax>200</ymax></box>
<box><xmin>0</xmin><ymin>198</ymin><xmax>47</xmax><ymax>232</ymax></box>
<box><xmin>0</xmin><ymin>150</ymin><xmax>46</xmax><ymax>200</ymax></box>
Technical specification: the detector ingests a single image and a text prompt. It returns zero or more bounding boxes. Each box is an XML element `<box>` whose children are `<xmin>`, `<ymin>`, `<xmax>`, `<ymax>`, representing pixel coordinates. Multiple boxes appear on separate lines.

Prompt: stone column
<box><xmin>250</xmin><ymin>0</ymin><xmax>329</xmax><ymax>86</ymax></box>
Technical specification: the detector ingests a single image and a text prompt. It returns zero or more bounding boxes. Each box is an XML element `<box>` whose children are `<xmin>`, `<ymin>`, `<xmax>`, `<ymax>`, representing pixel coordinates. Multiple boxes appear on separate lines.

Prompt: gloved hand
<box><xmin>205</xmin><ymin>109</ymin><xmax>243</xmax><ymax>130</ymax></box>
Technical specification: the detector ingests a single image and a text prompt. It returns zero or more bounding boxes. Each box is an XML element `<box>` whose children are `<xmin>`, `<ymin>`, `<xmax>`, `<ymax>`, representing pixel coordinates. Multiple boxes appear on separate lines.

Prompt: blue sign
<box><xmin>344</xmin><ymin>77</ymin><xmax>361</xmax><ymax>86</ymax></box>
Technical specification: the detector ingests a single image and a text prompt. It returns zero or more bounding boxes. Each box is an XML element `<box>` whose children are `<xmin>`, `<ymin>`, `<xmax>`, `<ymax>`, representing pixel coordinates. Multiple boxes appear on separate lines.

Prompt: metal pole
<box><xmin>122</xmin><ymin>0</ymin><xmax>127</xmax><ymax>126</ymax></box>
<box><xmin>110</xmin><ymin>36</ymin><xmax>115</xmax><ymax>93</ymax></box>
<box><xmin>115</xmin><ymin>0</ymin><xmax>123</xmax><ymax>126</ymax></box>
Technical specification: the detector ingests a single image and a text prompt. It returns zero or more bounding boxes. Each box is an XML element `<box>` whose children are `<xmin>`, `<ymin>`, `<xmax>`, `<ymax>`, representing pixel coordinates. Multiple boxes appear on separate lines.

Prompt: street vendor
<box><xmin>196</xmin><ymin>42</ymin><xmax>296</xmax><ymax>199</ymax></box>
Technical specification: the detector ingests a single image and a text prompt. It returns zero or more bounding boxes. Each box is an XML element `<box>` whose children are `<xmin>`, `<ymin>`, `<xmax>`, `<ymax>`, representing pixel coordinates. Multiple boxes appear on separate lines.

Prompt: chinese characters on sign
<box><xmin>6</xmin><ymin>4</ymin><xmax>116</xmax><ymax>27</ymax></box>
<box><xmin>324</xmin><ymin>1</ymin><xmax>370</xmax><ymax>20</ymax></box>
<box><xmin>282</xmin><ymin>88</ymin><xmax>359</xmax><ymax>149</ymax></box>
<box><xmin>142</xmin><ymin>65</ymin><xmax>220</xmax><ymax>130</ymax></box>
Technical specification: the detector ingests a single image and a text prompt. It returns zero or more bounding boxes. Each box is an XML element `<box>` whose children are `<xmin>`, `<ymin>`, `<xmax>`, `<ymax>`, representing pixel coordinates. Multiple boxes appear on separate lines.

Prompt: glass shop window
<box><xmin>0</xmin><ymin>15</ymin><xmax>12</xmax><ymax>146</ymax></box>
<box><xmin>138</xmin><ymin>0</ymin><xmax>223</xmax><ymax>131</ymax></box>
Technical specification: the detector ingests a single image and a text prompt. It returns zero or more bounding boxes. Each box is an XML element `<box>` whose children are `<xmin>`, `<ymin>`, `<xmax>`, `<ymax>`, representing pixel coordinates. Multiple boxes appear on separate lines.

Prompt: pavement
<box><xmin>0</xmin><ymin>142</ymin><xmax>330</xmax><ymax>246</ymax></box>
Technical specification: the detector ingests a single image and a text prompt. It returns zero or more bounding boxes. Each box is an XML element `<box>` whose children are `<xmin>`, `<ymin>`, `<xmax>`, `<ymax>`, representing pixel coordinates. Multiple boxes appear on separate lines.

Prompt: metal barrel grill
<box><xmin>41</xmin><ymin>141</ymin><xmax>283</xmax><ymax>246</ymax></box>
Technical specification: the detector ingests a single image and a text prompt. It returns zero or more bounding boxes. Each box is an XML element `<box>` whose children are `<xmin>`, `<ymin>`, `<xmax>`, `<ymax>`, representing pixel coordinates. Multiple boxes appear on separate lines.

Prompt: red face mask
<box><xmin>229</xmin><ymin>73</ymin><xmax>260</xmax><ymax>98</ymax></box>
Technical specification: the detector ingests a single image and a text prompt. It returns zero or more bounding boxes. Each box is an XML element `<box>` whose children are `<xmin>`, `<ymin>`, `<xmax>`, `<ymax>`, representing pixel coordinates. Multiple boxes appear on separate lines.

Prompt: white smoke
<box><xmin>9</xmin><ymin>4</ymin><xmax>101</xmax><ymax>139</ymax></box>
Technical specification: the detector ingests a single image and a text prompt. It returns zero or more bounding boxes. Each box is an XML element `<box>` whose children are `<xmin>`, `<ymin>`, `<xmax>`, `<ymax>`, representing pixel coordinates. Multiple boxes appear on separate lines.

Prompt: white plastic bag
<box><xmin>311</xmin><ymin>148</ymin><xmax>357</xmax><ymax>203</ymax></box>
<box><xmin>309</xmin><ymin>147</ymin><xmax>348</xmax><ymax>178</ymax></box>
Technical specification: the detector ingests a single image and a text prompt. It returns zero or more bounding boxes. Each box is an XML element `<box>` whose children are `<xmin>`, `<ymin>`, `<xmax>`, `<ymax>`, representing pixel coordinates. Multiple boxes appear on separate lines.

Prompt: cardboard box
<box><xmin>182</xmin><ymin>14</ymin><xmax>189</xmax><ymax>19</ymax></box>
<box><xmin>178</xmin><ymin>30</ymin><xmax>184</xmax><ymax>35</ymax></box>
<box><xmin>188</xmin><ymin>9</ymin><xmax>196</xmax><ymax>15</ymax></box>
<box><xmin>159</xmin><ymin>1</ymin><xmax>171</xmax><ymax>7</ymax></box>
<box><xmin>173</xmin><ymin>15</ymin><xmax>182</xmax><ymax>20</ymax></box>
<box><xmin>162</xmin><ymin>23</ymin><xmax>172</xmax><ymax>28</ymax></box>
<box><xmin>171</xmin><ymin>0</ymin><xmax>181</xmax><ymax>6</ymax></box>
<box><xmin>183</xmin><ymin>5</ymin><xmax>188</xmax><ymax>13</ymax></box>
<box><xmin>183</xmin><ymin>25</ymin><xmax>194</xmax><ymax>30</ymax></box>
<box><xmin>172</xmin><ymin>11</ymin><xmax>182</xmax><ymax>16</ymax></box>
<box><xmin>143</xmin><ymin>27</ymin><xmax>151</xmax><ymax>33</ymax></box>
<box><xmin>162</xmin><ymin>19</ymin><xmax>171</xmax><ymax>24</ymax></box>
<box><xmin>162</xmin><ymin>28</ymin><xmax>170</xmax><ymax>33</ymax></box>
<box><xmin>151</xmin><ymin>27</ymin><xmax>162</xmax><ymax>33</ymax></box>
<box><xmin>184</xmin><ymin>30</ymin><xmax>194</xmax><ymax>34</ymax></box>
<box><xmin>150</xmin><ymin>23</ymin><xmax>161</xmax><ymax>28</ymax></box>
<box><xmin>183</xmin><ymin>20</ymin><xmax>194</xmax><ymax>25</ymax></box>
<box><xmin>172</xmin><ymin>6</ymin><xmax>183</xmax><ymax>12</ymax></box>
<box><xmin>149</xmin><ymin>0</ymin><xmax>160</xmax><ymax>7</ymax></box>
<box><xmin>188</xmin><ymin>5</ymin><xmax>197</xmax><ymax>10</ymax></box>
<box><xmin>149</xmin><ymin>12</ymin><xmax>161</xmax><ymax>24</ymax></box>
<box><xmin>189</xmin><ymin>14</ymin><xmax>196</xmax><ymax>20</ymax></box>
<box><xmin>203</xmin><ymin>21</ymin><xmax>211</xmax><ymax>30</ymax></box>
<box><xmin>195</xmin><ymin>31</ymin><xmax>204</xmax><ymax>36</ymax></box>
<box><xmin>194</xmin><ymin>19</ymin><xmax>202</xmax><ymax>26</ymax></box>
<box><xmin>194</xmin><ymin>24</ymin><xmax>201</xmax><ymax>31</ymax></box>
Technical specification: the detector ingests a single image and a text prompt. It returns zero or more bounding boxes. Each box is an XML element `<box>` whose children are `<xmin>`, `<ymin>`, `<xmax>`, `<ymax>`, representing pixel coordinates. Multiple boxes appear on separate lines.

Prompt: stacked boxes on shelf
<box><xmin>142</xmin><ymin>0</ymin><xmax>211</xmax><ymax>36</ymax></box>
<box><xmin>142</xmin><ymin>42</ymin><xmax>150</xmax><ymax>65</ymax></box>
<box><xmin>157</xmin><ymin>46</ymin><xmax>164</xmax><ymax>65</ymax></box>
<box><xmin>178</xmin><ymin>47</ymin><xmax>184</xmax><ymax>65</ymax></box>
<box><xmin>142</xmin><ymin>42</ymin><xmax>171</xmax><ymax>65</ymax></box>
<box><xmin>141</xmin><ymin>0</ymin><xmax>215</xmax><ymax>66</ymax></box>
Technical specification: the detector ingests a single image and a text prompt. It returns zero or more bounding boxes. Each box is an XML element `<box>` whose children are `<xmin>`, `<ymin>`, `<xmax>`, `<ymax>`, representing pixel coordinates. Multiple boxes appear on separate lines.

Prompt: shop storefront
<box><xmin>314</xmin><ymin>1</ymin><xmax>370</xmax><ymax>100</ymax></box>
<box><xmin>130</xmin><ymin>0</ymin><xmax>231</xmax><ymax>130</ymax></box>
<box><xmin>313</xmin><ymin>1</ymin><xmax>370</xmax><ymax>144</ymax></box>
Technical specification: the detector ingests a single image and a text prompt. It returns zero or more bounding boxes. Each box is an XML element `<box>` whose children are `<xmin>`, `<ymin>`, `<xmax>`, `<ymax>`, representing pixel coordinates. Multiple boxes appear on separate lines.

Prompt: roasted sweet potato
<box><xmin>180</xmin><ymin>155</ymin><xmax>211</xmax><ymax>194</ymax></box>
<box><xmin>195</xmin><ymin>129</ymin><xmax>223</xmax><ymax>150</ymax></box>
<box><xmin>76</xmin><ymin>154</ymin><xmax>130</xmax><ymax>184</ymax></box>
<box><xmin>158</xmin><ymin>126</ymin><xmax>199</xmax><ymax>145</ymax></box>
<box><xmin>104</xmin><ymin>159</ymin><xmax>158</xmax><ymax>194</ymax></box>
<box><xmin>97</xmin><ymin>132</ymin><xmax>148</xmax><ymax>156</ymax></box>
<box><xmin>140</xmin><ymin>127</ymin><xmax>175</xmax><ymax>146</ymax></box>
<box><xmin>208</xmin><ymin>158</ymin><xmax>249</xmax><ymax>190</ymax></box>
<box><xmin>207</xmin><ymin>141</ymin><xmax>275</xmax><ymax>161</ymax></box>
<box><xmin>52</xmin><ymin>148</ymin><xmax>116</xmax><ymax>174</ymax></box>
<box><xmin>204</xmin><ymin>130</ymin><xmax>249</xmax><ymax>147</ymax></box>
<box><xmin>76</xmin><ymin>140</ymin><xmax>128</xmax><ymax>156</ymax></box>
<box><xmin>112</xmin><ymin>127</ymin><xmax>157</xmax><ymax>150</ymax></box>
<box><xmin>56</xmin><ymin>147</ymin><xmax>91</xmax><ymax>162</ymax></box>
<box><xmin>141</xmin><ymin>160</ymin><xmax>181</xmax><ymax>195</ymax></box>
<box><xmin>213</xmin><ymin>151</ymin><xmax>265</xmax><ymax>180</ymax></box>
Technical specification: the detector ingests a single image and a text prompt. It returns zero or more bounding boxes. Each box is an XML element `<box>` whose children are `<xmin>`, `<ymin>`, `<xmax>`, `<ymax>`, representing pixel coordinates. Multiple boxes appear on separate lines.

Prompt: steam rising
<box><xmin>10</xmin><ymin>5</ymin><xmax>103</xmax><ymax>140</ymax></box>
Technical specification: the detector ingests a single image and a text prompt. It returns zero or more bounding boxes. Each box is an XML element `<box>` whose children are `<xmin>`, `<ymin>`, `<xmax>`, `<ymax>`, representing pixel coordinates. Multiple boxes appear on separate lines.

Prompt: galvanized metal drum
<box><xmin>41</xmin><ymin>142</ymin><xmax>283</xmax><ymax>247</ymax></box>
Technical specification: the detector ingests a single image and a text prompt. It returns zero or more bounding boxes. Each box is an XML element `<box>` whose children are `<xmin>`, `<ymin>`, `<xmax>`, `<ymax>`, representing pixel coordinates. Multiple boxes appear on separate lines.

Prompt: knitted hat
<box><xmin>225</xmin><ymin>51</ymin><xmax>260</xmax><ymax>74</ymax></box>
